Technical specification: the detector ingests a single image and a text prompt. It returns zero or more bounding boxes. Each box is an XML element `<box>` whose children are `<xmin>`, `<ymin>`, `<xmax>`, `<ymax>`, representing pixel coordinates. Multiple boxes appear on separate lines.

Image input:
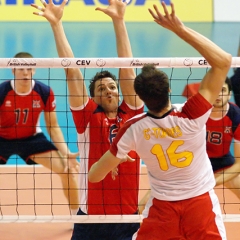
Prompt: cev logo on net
<box><xmin>3</xmin><ymin>0</ymin><xmax>171</xmax><ymax>6</ymax></box>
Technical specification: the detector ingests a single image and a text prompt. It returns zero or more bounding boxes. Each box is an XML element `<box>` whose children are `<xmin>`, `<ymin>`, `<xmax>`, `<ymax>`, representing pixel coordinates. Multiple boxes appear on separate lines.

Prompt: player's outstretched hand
<box><xmin>96</xmin><ymin>0</ymin><xmax>129</xmax><ymax>20</ymax></box>
<box><xmin>31</xmin><ymin>0</ymin><xmax>67</xmax><ymax>24</ymax></box>
<box><xmin>148</xmin><ymin>1</ymin><xmax>184</xmax><ymax>35</ymax></box>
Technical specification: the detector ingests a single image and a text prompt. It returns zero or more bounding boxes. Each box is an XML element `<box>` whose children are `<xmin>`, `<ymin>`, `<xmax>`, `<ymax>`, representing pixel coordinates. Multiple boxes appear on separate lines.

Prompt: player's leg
<box><xmin>182</xmin><ymin>190</ymin><xmax>226</xmax><ymax>240</ymax></box>
<box><xmin>133</xmin><ymin>197</ymin><xmax>183</xmax><ymax>240</ymax></box>
<box><xmin>225</xmin><ymin>174</ymin><xmax>240</xmax><ymax>200</ymax></box>
<box><xmin>20</xmin><ymin>133</ymin><xmax>79</xmax><ymax>211</ymax></box>
<box><xmin>212</xmin><ymin>153</ymin><xmax>240</xmax><ymax>198</ymax></box>
<box><xmin>31</xmin><ymin>150</ymin><xmax>79</xmax><ymax>211</ymax></box>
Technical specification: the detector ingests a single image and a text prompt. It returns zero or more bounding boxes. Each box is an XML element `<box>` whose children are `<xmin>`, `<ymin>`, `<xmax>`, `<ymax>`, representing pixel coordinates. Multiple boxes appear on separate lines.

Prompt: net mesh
<box><xmin>0</xmin><ymin>57</ymin><xmax>240</xmax><ymax>223</ymax></box>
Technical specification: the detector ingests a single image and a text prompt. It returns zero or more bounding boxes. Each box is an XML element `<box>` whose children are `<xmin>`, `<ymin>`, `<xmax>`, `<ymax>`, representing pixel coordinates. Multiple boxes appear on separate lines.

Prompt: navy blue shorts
<box><xmin>210</xmin><ymin>152</ymin><xmax>235</xmax><ymax>172</ymax></box>
<box><xmin>0</xmin><ymin>133</ymin><xmax>57</xmax><ymax>164</ymax></box>
<box><xmin>71</xmin><ymin>209</ymin><xmax>140</xmax><ymax>240</ymax></box>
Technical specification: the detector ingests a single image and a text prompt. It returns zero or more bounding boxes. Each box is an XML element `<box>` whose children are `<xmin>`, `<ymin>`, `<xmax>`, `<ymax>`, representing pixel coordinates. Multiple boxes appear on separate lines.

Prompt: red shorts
<box><xmin>134</xmin><ymin>190</ymin><xmax>226</xmax><ymax>240</ymax></box>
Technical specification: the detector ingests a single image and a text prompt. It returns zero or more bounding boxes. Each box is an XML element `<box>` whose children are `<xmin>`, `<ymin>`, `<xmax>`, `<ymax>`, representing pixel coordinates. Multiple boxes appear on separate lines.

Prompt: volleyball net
<box><xmin>0</xmin><ymin>57</ymin><xmax>240</xmax><ymax>223</ymax></box>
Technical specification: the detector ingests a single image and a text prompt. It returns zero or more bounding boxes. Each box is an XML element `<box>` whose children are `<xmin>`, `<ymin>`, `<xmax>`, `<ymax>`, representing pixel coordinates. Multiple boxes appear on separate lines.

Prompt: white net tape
<box><xmin>0</xmin><ymin>57</ymin><xmax>239</xmax><ymax>68</ymax></box>
<box><xmin>0</xmin><ymin>214</ymin><xmax>239</xmax><ymax>223</ymax></box>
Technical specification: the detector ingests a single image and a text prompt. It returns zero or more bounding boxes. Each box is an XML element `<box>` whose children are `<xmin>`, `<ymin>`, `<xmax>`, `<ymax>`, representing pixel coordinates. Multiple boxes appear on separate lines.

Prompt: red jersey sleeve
<box><xmin>44</xmin><ymin>88</ymin><xmax>56</xmax><ymax>112</ymax></box>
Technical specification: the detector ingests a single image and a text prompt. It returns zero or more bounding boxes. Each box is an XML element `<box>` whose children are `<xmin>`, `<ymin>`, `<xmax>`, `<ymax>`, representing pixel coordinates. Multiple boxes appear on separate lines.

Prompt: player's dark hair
<box><xmin>89</xmin><ymin>70</ymin><xmax>118</xmax><ymax>97</ymax></box>
<box><xmin>134</xmin><ymin>64</ymin><xmax>169</xmax><ymax>113</ymax></box>
<box><xmin>14</xmin><ymin>52</ymin><xmax>33</xmax><ymax>58</ymax></box>
<box><xmin>225</xmin><ymin>77</ymin><xmax>232</xmax><ymax>93</ymax></box>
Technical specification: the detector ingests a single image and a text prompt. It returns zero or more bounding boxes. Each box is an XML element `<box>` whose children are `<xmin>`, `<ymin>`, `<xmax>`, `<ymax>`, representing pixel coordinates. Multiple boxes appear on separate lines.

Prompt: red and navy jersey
<box><xmin>110</xmin><ymin>93</ymin><xmax>215</xmax><ymax>201</ymax></box>
<box><xmin>206</xmin><ymin>102</ymin><xmax>240</xmax><ymax>158</ymax></box>
<box><xmin>71</xmin><ymin>99</ymin><xmax>143</xmax><ymax>215</ymax></box>
<box><xmin>0</xmin><ymin>80</ymin><xmax>56</xmax><ymax>139</ymax></box>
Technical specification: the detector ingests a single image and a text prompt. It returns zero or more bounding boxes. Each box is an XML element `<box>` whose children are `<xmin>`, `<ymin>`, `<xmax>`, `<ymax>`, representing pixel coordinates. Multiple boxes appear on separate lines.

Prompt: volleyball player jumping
<box><xmin>89</xmin><ymin>2</ymin><xmax>232</xmax><ymax>239</ymax></box>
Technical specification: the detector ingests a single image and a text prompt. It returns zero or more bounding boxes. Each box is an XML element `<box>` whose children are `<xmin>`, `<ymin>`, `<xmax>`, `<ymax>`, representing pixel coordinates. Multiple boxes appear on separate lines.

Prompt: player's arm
<box><xmin>96</xmin><ymin>0</ymin><xmax>142</xmax><ymax>108</ymax></box>
<box><xmin>88</xmin><ymin>150</ymin><xmax>121</xmax><ymax>182</ymax></box>
<box><xmin>44</xmin><ymin>111</ymin><xmax>69</xmax><ymax>155</ymax></box>
<box><xmin>215</xmin><ymin>142</ymin><xmax>240</xmax><ymax>185</ymax></box>
<box><xmin>149</xmin><ymin>2</ymin><xmax>231</xmax><ymax>105</ymax></box>
<box><xmin>31</xmin><ymin>0</ymin><xmax>88</xmax><ymax>108</ymax></box>
<box><xmin>44</xmin><ymin>111</ymin><xmax>79</xmax><ymax>170</ymax></box>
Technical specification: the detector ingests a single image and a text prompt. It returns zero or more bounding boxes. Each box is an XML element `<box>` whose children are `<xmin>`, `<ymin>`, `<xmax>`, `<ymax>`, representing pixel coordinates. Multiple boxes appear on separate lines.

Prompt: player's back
<box><xmin>113</xmin><ymin>93</ymin><xmax>215</xmax><ymax>201</ymax></box>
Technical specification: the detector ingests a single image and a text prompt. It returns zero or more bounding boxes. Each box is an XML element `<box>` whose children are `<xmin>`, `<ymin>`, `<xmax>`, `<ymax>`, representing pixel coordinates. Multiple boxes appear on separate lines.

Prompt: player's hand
<box><xmin>148</xmin><ymin>2</ymin><xmax>184</xmax><ymax>34</ymax></box>
<box><xmin>96</xmin><ymin>0</ymin><xmax>129</xmax><ymax>20</ymax></box>
<box><xmin>111</xmin><ymin>154</ymin><xmax>135</xmax><ymax>180</ymax></box>
<box><xmin>120</xmin><ymin>154</ymin><xmax>136</xmax><ymax>163</ymax></box>
<box><xmin>31</xmin><ymin>0</ymin><xmax>67</xmax><ymax>24</ymax></box>
<box><xmin>111</xmin><ymin>166</ymin><xmax>118</xmax><ymax>180</ymax></box>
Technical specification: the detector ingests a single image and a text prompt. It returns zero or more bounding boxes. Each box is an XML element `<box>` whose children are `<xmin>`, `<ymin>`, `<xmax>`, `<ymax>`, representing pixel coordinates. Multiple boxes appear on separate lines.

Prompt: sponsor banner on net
<box><xmin>0</xmin><ymin>0</ymin><xmax>213</xmax><ymax>22</ymax></box>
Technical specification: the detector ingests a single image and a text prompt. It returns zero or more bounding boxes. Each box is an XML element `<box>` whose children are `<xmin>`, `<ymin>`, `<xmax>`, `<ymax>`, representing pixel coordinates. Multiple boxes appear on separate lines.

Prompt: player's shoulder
<box><xmin>34</xmin><ymin>80</ymin><xmax>51</xmax><ymax>89</ymax></box>
<box><xmin>125</xmin><ymin>112</ymin><xmax>147</xmax><ymax>125</ymax></box>
<box><xmin>0</xmin><ymin>81</ymin><xmax>13</xmax><ymax>105</ymax></box>
<box><xmin>227</xmin><ymin>102</ymin><xmax>240</xmax><ymax>122</ymax></box>
<box><xmin>33</xmin><ymin>80</ymin><xmax>52</xmax><ymax>95</ymax></box>
<box><xmin>0</xmin><ymin>80</ymin><xmax>11</xmax><ymax>87</ymax></box>
<box><xmin>228</xmin><ymin>102</ymin><xmax>240</xmax><ymax>115</ymax></box>
<box><xmin>0</xmin><ymin>81</ymin><xmax>12</xmax><ymax>95</ymax></box>
<box><xmin>229</xmin><ymin>102</ymin><xmax>240</xmax><ymax>110</ymax></box>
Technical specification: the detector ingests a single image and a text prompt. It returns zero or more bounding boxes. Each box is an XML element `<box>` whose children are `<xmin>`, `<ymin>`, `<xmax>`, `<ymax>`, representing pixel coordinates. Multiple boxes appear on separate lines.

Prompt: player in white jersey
<box><xmin>88</xmin><ymin>2</ymin><xmax>232</xmax><ymax>240</ymax></box>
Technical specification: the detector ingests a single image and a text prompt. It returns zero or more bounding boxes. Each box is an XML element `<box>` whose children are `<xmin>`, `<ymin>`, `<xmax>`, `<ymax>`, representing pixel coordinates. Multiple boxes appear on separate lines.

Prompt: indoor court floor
<box><xmin>1</xmin><ymin>21</ymin><xmax>240</xmax><ymax>239</ymax></box>
<box><xmin>0</xmin><ymin>165</ymin><xmax>239</xmax><ymax>240</ymax></box>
